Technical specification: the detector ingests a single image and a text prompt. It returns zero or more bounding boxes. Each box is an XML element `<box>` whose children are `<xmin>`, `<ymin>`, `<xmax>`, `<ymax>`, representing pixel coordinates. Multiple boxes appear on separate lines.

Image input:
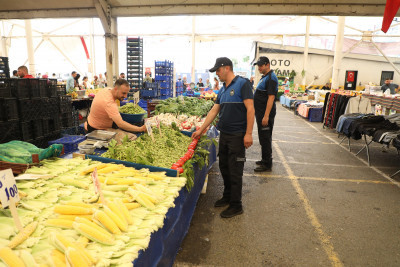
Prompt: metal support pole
<box><xmin>111</xmin><ymin>17</ymin><xmax>119</xmax><ymax>81</ymax></box>
<box><xmin>331</xmin><ymin>17</ymin><xmax>345</xmax><ymax>90</ymax></box>
<box><xmin>24</xmin><ymin>20</ymin><xmax>36</xmax><ymax>75</ymax></box>
<box><xmin>191</xmin><ymin>16</ymin><xmax>196</xmax><ymax>84</ymax></box>
<box><xmin>0</xmin><ymin>21</ymin><xmax>8</xmax><ymax>57</ymax></box>
<box><xmin>301</xmin><ymin>16</ymin><xmax>310</xmax><ymax>87</ymax></box>
<box><xmin>105</xmin><ymin>33</ymin><xmax>114</xmax><ymax>87</ymax></box>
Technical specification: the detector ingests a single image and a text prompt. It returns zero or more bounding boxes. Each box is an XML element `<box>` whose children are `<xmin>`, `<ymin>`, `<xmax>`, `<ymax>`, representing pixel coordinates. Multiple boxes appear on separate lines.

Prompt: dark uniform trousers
<box><xmin>254</xmin><ymin>90</ymin><xmax>275</xmax><ymax>166</ymax></box>
<box><xmin>218</xmin><ymin>132</ymin><xmax>246</xmax><ymax>207</ymax></box>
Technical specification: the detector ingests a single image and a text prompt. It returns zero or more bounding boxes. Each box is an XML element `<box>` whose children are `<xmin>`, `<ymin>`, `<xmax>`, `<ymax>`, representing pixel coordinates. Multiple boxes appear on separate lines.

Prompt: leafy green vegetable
<box><xmin>102</xmin><ymin>126</ymin><xmax>191</xmax><ymax>168</ymax></box>
<box><xmin>154</xmin><ymin>96</ymin><xmax>214</xmax><ymax>117</ymax></box>
<box><xmin>119</xmin><ymin>103</ymin><xmax>146</xmax><ymax>114</ymax></box>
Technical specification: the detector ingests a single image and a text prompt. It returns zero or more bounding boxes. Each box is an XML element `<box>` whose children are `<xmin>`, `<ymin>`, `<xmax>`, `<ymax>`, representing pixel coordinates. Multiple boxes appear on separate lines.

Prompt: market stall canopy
<box><xmin>0</xmin><ymin>0</ymin><xmax>391</xmax><ymax>19</ymax></box>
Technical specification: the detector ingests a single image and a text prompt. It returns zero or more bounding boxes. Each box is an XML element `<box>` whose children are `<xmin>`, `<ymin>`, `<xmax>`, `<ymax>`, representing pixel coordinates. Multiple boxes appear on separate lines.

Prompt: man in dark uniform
<box><xmin>253</xmin><ymin>56</ymin><xmax>279</xmax><ymax>172</ymax></box>
<box><xmin>192</xmin><ymin>57</ymin><xmax>254</xmax><ymax>218</ymax></box>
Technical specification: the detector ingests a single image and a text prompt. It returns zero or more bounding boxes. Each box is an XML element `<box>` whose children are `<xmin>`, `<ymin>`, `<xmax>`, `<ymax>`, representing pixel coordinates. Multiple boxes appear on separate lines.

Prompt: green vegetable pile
<box><xmin>155</xmin><ymin>96</ymin><xmax>214</xmax><ymax>116</ymax></box>
<box><xmin>102</xmin><ymin>125</ymin><xmax>191</xmax><ymax>168</ymax></box>
<box><xmin>119</xmin><ymin>103</ymin><xmax>146</xmax><ymax>114</ymax></box>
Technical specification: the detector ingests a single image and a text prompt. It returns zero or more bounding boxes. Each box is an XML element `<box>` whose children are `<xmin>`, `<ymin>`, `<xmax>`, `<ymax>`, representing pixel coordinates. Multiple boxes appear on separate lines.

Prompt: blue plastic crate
<box><xmin>48</xmin><ymin>135</ymin><xmax>86</xmax><ymax>154</ymax></box>
<box><xmin>141</xmin><ymin>89</ymin><xmax>158</xmax><ymax>98</ymax></box>
<box><xmin>144</xmin><ymin>82</ymin><xmax>158</xmax><ymax>89</ymax></box>
<box><xmin>159</xmin><ymin>82</ymin><xmax>172</xmax><ymax>88</ymax></box>
<box><xmin>159</xmin><ymin>89</ymin><xmax>171</xmax><ymax>95</ymax></box>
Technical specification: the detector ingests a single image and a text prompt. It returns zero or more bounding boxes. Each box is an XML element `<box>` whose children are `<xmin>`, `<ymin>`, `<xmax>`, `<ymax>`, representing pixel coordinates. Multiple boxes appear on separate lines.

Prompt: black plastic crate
<box><xmin>49</xmin><ymin>115</ymin><xmax>61</xmax><ymax>132</ymax></box>
<box><xmin>32</xmin><ymin>119</ymin><xmax>43</xmax><ymax>139</ymax></box>
<box><xmin>29</xmin><ymin>79</ymin><xmax>40</xmax><ymax>98</ymax></box>
<box><xmin>0</xmin><ymin>120</ymin><xmax>20</xmax><ymax>143</ymax></box>
<box><xmin>31</xmin><ymin>137</ymin><xmax>46</xmax><ymax>149</ymax></box>
<box><xmin>20</xmin><ymin>121</ymin><xmax>34</xmax><ymax>141</ymax></box>
<box><xmin>47</xmin><ymin>79</ymin><xmax>57</xmax><ymax>97</ymax></box>
<box><xmin>39</xmin><ymin>79</ymin><xmax>48</xmax><ymax>98</ymax></box>
<box><xmin>42</xmin><ymin>118</ymin><xmax>50</xmax><ymax>135</ymax></box>
<box><xmin>42</xmin><ymin>97</ymin><xmax>59</xmax><ymax>117</ymax></box>
<box><xmin>61</xmin><ymin>113</ymin><xmax>73</xmax><ymax>128</ymax></box>
<box><xmin>56</xmin><ymin>84</ymin><xmax>66</xmax><ymax>96</ymax></box>
<box><xmin>0</xmin><ymin>79</ymin><xmax>11</xmax><ymax>98</ymax></box>
<box><xmin>0</xmin><ymin>98</ymin><xmax>18</xmax><ymax>121</ymax></box>
<box><xmin>18</xmin><ymin>98</ymin><xmax>44</xmax><ymax>121</ymax></box>
<box><xmin>10</xmin><ymin>79</ymin><xmax>30</xmax><ymax>99</ymax></box>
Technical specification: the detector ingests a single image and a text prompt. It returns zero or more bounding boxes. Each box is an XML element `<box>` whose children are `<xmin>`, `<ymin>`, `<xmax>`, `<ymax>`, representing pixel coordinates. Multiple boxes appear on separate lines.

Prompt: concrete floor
<box><xmin>174</xmin><ymin>104</ymin><xmax>400</xmax><ymax>267</ymax></box>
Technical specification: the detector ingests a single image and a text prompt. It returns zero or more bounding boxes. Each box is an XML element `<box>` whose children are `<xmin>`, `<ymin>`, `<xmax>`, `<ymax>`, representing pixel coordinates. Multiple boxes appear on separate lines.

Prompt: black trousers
<box><xmin>254</xmin><ymin>90</ymin><xmax>275</xmax><ymax>165</ymax></box>
<box><xmin>218</xmin><ymin>132</ymin><xmax>246</xmax><ymax>207</ymax></box>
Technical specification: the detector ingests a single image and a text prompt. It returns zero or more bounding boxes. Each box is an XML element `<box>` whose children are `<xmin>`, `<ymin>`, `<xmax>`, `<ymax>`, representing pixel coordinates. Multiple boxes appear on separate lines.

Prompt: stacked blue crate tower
<box><xmin>126</xmin><ymin>37</ymin><xmax>143</xmax><ymax>92</ymax></box>
<box><xmin>0</xmin><ymin>71</ymin><xmax>75</xmax><ymax>148</ymax></box>
<box><xmin>155</xmin><ymin>60</ymin><xmax>173</xmax><ymax>100</ymax></box>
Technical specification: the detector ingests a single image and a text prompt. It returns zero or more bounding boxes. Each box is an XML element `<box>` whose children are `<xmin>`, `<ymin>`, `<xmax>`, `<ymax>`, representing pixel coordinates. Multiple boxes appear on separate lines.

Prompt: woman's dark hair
<box><xmin>75</xmin><ymin>74</ymin><xmax>80</xmax><ymax>80</ymax></box>
<box><xmin>83</xmin><ymin>76</ymin><xmax>88</xmax><ymax>81</ymax></box>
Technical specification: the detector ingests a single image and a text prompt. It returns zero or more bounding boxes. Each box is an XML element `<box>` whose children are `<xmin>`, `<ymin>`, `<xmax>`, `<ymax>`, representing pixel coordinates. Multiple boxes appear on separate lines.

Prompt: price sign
<box><xmin>91</xmin><ymin>167</ymin><xmax>106</xmax><ymax>205</ymax></box>
<box><xmin>156</xmin><ymin>118</ymin><xmax>162</xmax><ymax>136</ymax></box>
<box><xmin>145</xmin><ymin>121</ymin><xmax>155</xmax><ymax>142</ymax></box>
<box><xmin>0</xmin><ymin>169</ymin><xmax>20</xmax><ymax>208</ymax></box>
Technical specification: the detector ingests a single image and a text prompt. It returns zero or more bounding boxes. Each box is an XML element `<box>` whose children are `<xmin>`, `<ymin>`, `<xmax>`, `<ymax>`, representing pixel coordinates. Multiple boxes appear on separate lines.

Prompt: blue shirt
<box><xmin>256</xmin><ymin>70</ymin><xmax>279</xmax><ymax>118</ymax></box>
<box><xmin>216</xmin><ymin>76</ymin><xmax>253</xmax><ymax>134</ymax></box>
<box><xmin>66</xmin><ymin>76</ymin><xmax>75</xmax><ymax>93</ymax></box>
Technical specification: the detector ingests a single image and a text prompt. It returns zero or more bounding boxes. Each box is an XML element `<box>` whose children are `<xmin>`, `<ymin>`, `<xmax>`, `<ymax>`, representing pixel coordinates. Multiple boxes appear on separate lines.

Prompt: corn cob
<box><xmin>146</xmin><ymin>173</ymin><xmax>166</xmax><ymax>180</ymax></box>
<box><xmin>114</xmin><ymin>199</ymin><xmax>133</xmax><ymax>225</ymax></box>
<box><xmin>8</xmin><ymin>221</ymin><xmax>38</xmax><ymax>249</ymax></box>
<box><xmin>57</xmin><ymin>215</ymin><xmax>93</xmax><ymax>221</ymax></box>
<box><xmin>97</xmin><ymin>164</ymin><xmax>123</xmax><ymax>174</ymax></box>
<box><xmin>80</xmin><ymin>163</ymin><xmax>108</xmax><ymax>175</ymax></box>
<box><xmin>18</xmin><ymin>250</ymin><xmax>38</xmax><ymax>267</ymax></box>
<box><xmin>103</xmin><ymin>206</ymin><xmax>128</xmax><ymax>232</ymax></box>
<box><xmin>61</xmin><ymin>201</ymin><xmax>95</xmax><ymax>209</ymax></box>
<box><xmin>98</xmin><ymin>176</ymin><xmax>118</xmax><ymax>185</ymax></box>
<box><xmin>107</xmin><ymin>201</ymin><xmax>127</xmax><ymax>223</ymax></box>
<box><xmin>50</xmin><ymin>233</ymin><xmax>95</xmax><ymax>265</ymax></box>
<box><xmin>124</xmin><ymin>202</ymin><xmax>141</xmax><ymax>210</ymax></box>
<box><xmin>93</xmin><ymin>210</ymin><xmax>121</xmax><ymax>235</ymax></box>
<box><xmin>0</xmin><ymin>247</ymin><xmax>26</xmax><ymax>267</ymax></box>
<box><xmin>51</xmin><ymin>249</ymin><xmax>66</xmax><ymax>266</ymax></box>
<box><xmin>54</xmin><ymin>205</ymin><xmax>93</xmax><ymax>215</ymax></box>
<box><xmin>74</xmin><ymin>217</ymin><xmax>111</xmax><ymax>237</ymax></box>
<box><xmin>136</xmin><ymin>193</ymin><xmax>155</xmax><ymax>210</ymax></box>
<box><xmin>65</xmin><ymin>247</ymin><xmax>89</xmax><ymax>267</ymax></box>
<box><xmin>45</xmin><ymin>219</ymin><xmax>74</xmax><ymax>229</ymax></box>
<box><xmin>75</xmin><ymin>236</ymin><xmax>90</xmax><ymax>248</ymax></box>
<box><xmin>72</xmin><ymin>222</ymin><xmax>115</xmax><ymax>245</ymax></box>
<box><xmin>60</xmin><ymin>178</ymin><xmax>89</xmax><ymax>189</ymax></box>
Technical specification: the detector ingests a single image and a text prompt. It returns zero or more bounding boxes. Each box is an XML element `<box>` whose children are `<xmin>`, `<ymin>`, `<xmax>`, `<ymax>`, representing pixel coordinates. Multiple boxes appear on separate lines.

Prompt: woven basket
<box><xmin>0</xmin><ymin>154</ymin><xmax>40</xmax><ymax>174</ymax></box>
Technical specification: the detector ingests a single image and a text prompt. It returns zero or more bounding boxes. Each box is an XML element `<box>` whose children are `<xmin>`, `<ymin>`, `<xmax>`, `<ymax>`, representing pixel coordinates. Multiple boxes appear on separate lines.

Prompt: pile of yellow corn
<box><xmin>0</xmin><ymin>158</ymin><xmax>187</xmax><ymax>266</ymax></box>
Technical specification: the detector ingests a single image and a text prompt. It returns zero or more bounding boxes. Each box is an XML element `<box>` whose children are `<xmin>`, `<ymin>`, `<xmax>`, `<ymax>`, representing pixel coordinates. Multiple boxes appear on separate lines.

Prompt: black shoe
<box><xmin>214</xmin><ymin>197</ymin><xmax>230</xmax><ymax>207</ymax></box>
<box><xmin>256</xmin><ymin>160</ymin><xmax>263</xmax><ymax>165</ymax></box>
<box><xmin>220</xmin><ymin>206</ymin><xmax>243</xmax><ymax>218</ymax></box>
<box><xmin>254</xmin><ymin>165</ymin><xmax>272</xmax><ymax>172</ymax></box>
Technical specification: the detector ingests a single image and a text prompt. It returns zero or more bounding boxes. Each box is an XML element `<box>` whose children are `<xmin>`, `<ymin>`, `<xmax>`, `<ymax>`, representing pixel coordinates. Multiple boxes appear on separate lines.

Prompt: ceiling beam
<box><xmin>0</xmin><ymin>3</ymin><xmax>389</xmax><ymax>19</ymax></box>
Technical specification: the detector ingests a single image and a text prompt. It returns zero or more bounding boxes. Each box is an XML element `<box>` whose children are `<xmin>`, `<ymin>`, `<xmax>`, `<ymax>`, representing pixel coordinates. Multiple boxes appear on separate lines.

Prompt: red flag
<box><xmin>381</xmin><ymin>0</ymin><xmax>400</xmax><ymax>33</ymax></box>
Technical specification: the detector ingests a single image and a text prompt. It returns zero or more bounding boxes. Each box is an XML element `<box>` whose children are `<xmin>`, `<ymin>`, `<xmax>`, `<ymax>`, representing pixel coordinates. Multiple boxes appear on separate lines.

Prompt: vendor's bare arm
<box><xmin>112</xmin><ymin>115</ymin><xmax>146</xmax><ymax>132</ymax></box>
<box><xmin>243</xmin><ymin>99</ymin><xmax>254</xmax><ymax>148</ymax></box>
<box><xmin>192</xmin><ymin>104</ymin><xmax>220</xmax><ymax>138</ymax></box>
<box><xmin>263</xmin><ymin>95</ymin><xmax>275</xmax><ymax>120</ymax></box>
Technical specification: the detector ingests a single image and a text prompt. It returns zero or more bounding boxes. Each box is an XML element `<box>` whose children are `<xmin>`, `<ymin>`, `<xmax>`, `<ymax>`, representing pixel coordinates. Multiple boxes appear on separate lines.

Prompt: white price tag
<box><xmin>91</xmin><ymin>167</ymin><xmax>106</xmax><ymax>205</ymax></box>
<box><xmin>145</xmin><ymin>121</ymin><xmax>155</xmax><ymax>142</ymax></box>
<box><xmin>0</xmin><ymin>169</ymin><xmax>20</xmax><ymax>208</ymax></box>
<box><xmin>156</xmin><ymin>118</ymin><xmax>162</xmax><ymax>136</ymax></box>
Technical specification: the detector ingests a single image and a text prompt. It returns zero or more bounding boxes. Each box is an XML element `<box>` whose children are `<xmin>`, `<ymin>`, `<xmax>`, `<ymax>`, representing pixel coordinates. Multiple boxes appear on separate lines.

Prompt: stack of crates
<box><xmin>155</xmin><ymin>60</ymin><xmax>173</xmax><ymax>100</ymax></box>
<box><xmin>0</xmin><ymin>57</ymin><xmax>10</xmax><ymax>79</ymax></box>
<box><xmin>176</xmin><ymin>80</ymin><xmax>184</xmax><ymax>96</ymax></box>
<box><xmin>126</xmin><ymin>37</ymin><xmax>143</xmax><ymax>90</ymax></box>
<box><xmin>0</xmin><ymin>78</ymin><xmax>74</xmax><ymax>148</ymax></box>
<box><xmin>141</xmin><ymin>82</ymin><xmax>159</xmax><ymax>99</ymax></box>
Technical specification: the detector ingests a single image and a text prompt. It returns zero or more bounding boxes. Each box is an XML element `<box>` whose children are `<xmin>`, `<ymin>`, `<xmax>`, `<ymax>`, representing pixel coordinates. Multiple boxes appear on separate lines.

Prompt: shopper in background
<box><xmin>197</xmin><ymin>78</ymin><xmax>204</xmax><ymax>87</ymax></box>
<box><xmin>253</xmin><ymin>56</ymin><xmax>279</xmax><ymax>172</ymax></box>
<box><xmin>74</xmin><ymin>73</ymin><xmax>81</xmax><ymax>90</ymax></box>
<box><xmin>92</xmin><ymin>75</ymin><xmax>99</xmax><ymax>89</ymax></box>
<box><xmin>42</xmin><ymin>74</ymin><xmax>48</xmax><ymax>79</ymax></box>
<box><xmin>381</xmin><ymin>79</ymin><xmax>399</xmax><ymax>95</ymax></box>
<box><xmin>85</xmin><ymin>79</ymin><xmax>147</xmax><ymax>133</ymax></box>
<box><xmin>66</xmin><ymin>71</ymin><xmax>77</xmax><ymax>93</ymax></box>
<box><xmin>192</xmin><ymin>57</ymin><xmax>254</xmax><ymax>218</ymax></box>
<box><xmin>282</xmin><ymin>77</ymin><xmax>290</xmax><ymax>92</ymax></box>
<box><xmin>119</xmin><ymin>73</ymin><xmax>126</xmax><ymax>79</ymax></box>
<box><xmin>322</xmin><ymin>83</ymin><xmax>331</xmax><ymax>90</ymax></box>
<box><xmin>213</xmin><ymin>77</ymin><xmax>220</xmax><ymax>90</ymax></box>
<box><xmin>82</xmin><ymin>76</ymin><xmax>89</xmax><ymax>89</ymax></box>
<box><xmin>98</xmin><ymin>73</ymin><xmax>106</xmax><ymax>88</ymax></box>
<box><xmin>144</xmin><ymin>73</ymin><xmax>152</xmax><ymax>83</ymax></box>
<box><xmin>17</xmin><ymin>66</ymin><xmax>34</xmax><ymax>78</ymax></box>
<box><xmin>182</xmin><ymin>76</ymin><xmax>189</xmax><ymax>89</ymax></box>
<box><xmin>206</xmin><ymin>78</ymin><xmax>211</xmax><ymax>88</ymax></box>
<box><xmin>52</xmin><ymin>73</ymin><xmax>57</xmax><ymax>78</ymax></box>
<box><xmin>104</xmin><ymin>72</ymin><xmax>108</xmax><ymax>87</ymax></box>
<box><xmin>11</xmin><ymin>70</ymin><xmax>18</xmax><ymax>78</ymax></box>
